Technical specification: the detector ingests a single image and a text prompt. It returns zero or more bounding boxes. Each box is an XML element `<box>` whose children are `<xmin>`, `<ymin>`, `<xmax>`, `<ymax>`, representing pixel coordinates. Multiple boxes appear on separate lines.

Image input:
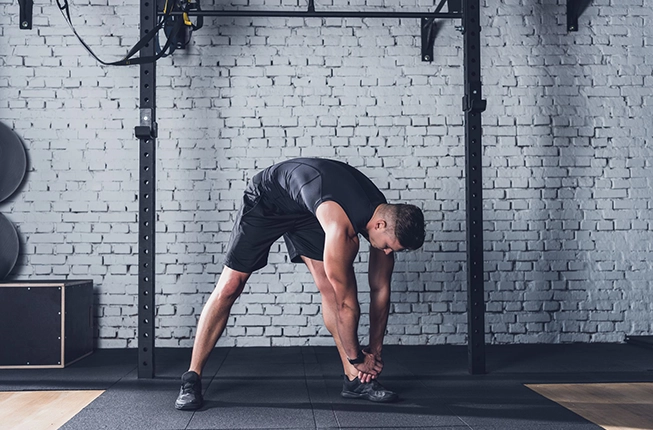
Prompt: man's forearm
<box><xmin>368</xmin><ymin>246</ymin><xmax>394</xmax><ymax>356</ymax></box>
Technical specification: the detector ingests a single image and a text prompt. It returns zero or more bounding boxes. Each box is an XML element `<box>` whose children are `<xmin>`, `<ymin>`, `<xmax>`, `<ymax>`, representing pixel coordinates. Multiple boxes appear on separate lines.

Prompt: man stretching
<box><xmin>175</xmin><ymin>157</ymin><xmax>425</xmax><ymax>410</ymax></box>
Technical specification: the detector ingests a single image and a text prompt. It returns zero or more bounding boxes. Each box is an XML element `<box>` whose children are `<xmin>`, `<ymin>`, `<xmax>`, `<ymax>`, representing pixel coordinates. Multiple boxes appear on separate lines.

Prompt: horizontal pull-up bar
<box><xmin>158</xmin><ymin>8</ymin><xmax>460</xmax><ymax>61</ymax></box>
<box><xmin>160</xmin><ymin>10</ymin><xmax>462</xmax><ymax>19</ymax></box>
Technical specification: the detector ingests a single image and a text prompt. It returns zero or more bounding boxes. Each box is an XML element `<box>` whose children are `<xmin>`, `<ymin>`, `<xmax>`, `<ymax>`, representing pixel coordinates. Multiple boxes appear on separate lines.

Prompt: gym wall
<box><xmin>0</xmin><ymin>0</ymin><xmax>651</xmax><ymax>348</ymax></box>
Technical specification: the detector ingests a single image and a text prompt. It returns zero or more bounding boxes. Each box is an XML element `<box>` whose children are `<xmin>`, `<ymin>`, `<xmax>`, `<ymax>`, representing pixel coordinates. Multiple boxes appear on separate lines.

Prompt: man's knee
<box><xmin>217</xmin><ymin>281</ymin><xmax>244</xmax><ymax>302</ymax></box>
<box><xmin>214</xmin><ymin>267</ymin><xmax>249</xmax><ymax>303</ymax></box>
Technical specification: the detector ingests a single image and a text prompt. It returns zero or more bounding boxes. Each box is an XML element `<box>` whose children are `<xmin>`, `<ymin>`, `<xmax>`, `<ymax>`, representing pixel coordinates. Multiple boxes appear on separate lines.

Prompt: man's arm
<box><xmin>368</xmin><ymin>245</ymin><xmax>394</xmax><ymax>359</ymax></box>
<box><xmin>316</xmin><ymin>202</ymin><xmax>381</xmax><ymax>378</ymax></box>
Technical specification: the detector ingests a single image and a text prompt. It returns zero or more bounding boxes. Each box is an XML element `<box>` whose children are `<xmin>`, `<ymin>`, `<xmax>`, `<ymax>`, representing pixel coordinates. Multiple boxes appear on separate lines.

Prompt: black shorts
<box><xmin>224</xmin><ymin>184</ymin><xmax>326</xmax><ymax>273</ymax></box>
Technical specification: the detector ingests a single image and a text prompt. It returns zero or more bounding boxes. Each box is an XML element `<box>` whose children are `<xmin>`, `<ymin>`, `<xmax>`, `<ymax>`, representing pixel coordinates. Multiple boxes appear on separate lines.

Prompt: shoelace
<box><xmin>181</xmin><ymin>381</ymin><xmax>198</xmax><ymax>394</ymax></box>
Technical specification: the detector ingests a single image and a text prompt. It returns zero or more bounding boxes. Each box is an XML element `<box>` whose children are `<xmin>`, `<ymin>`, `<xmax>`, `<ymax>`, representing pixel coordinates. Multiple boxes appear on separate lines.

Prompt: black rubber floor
<box><xmin>1</xmin><ymin>343</ymin><xmax>651</xmax><ymax>429</ymax></box>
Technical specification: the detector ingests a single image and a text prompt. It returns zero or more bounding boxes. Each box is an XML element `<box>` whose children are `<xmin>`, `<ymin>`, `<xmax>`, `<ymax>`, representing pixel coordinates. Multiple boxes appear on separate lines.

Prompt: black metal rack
<box><xmin>461</xmin><ymin>0</ymin><xmax>485</xmax><ymax>375</ymax></box>
<box><xmin>136</xmin><ymin>0</ymin><xmax>487</xmax><ymax>378</ymax></box>
<box><xmin>135</xmin><ymin>0</ymin><xmax>158</xmax><ymax>379</ymax></box>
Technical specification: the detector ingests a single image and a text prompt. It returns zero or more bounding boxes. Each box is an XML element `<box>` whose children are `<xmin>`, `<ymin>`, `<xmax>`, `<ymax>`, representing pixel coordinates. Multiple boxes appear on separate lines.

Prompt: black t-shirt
<box><xmin>251</xmin><ymin>158</ymin><xmax>387</xmax><ymax>234</ymax></box>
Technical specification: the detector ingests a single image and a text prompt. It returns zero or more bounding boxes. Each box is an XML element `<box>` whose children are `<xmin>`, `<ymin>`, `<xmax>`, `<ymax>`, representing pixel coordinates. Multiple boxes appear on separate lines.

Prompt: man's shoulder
<box><xmin>315</xmin><ymin>201</ymin><xmax>357</xmax><ymax>235</ymax></box>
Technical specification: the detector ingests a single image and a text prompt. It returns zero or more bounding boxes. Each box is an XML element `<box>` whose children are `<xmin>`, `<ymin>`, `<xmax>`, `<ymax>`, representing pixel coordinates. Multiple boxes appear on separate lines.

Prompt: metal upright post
<box><xmin>18</xmin><ymin>0</ymin><xmax>33</xmax><ymax>29</ymax></box>
<box><xmin>462</xmin><ymin>0</ymin><xmax>486</xmax><ymax>375</ymax></box>
<box><xmin>136</xmin><ymin>0</ymin><xmax>158</xmax><ymax>378</ymax></box>
<box><xmin>566</xmin><ymin>0</ymin><xmax>592</xmax><ymax>32</ymax></box>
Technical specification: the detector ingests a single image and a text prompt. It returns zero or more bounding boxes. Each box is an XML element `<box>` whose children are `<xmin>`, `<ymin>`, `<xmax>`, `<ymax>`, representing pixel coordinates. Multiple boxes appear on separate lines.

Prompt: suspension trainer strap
<box><xmin>56</xmin><ymin>0</ymin><xmax>181</xmax><ymax>65</ymax></box>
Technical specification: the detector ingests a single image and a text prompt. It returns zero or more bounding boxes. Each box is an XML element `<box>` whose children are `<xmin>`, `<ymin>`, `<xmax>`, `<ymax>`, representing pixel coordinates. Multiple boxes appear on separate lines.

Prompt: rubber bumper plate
<box><xmin>0</xmin><ymin>213</ymin><xmax>19</xmax><ymax>279</ymax></box>
<box><xmin>0</xmin><ymin>121</ymin><xmax>27</xmax><ymax>203</ymax></box>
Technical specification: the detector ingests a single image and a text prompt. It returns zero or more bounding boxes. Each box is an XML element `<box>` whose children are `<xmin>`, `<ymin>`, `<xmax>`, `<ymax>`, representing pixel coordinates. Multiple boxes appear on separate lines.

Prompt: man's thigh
<box><xmin>224</xmin><ymin>199</ymin><xmax>296</xmax><ymax>273</ymax></box>
<box><xmin>283</xmin><ymin>216</ymin><xmax>325</xmax><ymax>263</ymax></box>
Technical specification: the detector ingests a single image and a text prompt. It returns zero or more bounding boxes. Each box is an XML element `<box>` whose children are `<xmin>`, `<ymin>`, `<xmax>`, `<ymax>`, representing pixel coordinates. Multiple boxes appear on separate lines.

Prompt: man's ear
<box><xmin>375</xmin><ymin>219</ymin><xmax>387</xmax><ymax>230</ymax></box>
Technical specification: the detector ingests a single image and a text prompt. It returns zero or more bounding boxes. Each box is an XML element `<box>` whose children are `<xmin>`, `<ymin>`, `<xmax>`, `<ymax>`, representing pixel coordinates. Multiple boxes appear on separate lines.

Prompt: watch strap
<box><xmin>347</xmin><ymin>349</ymin><xmax>365</xmax><ymax>365</ymax></box>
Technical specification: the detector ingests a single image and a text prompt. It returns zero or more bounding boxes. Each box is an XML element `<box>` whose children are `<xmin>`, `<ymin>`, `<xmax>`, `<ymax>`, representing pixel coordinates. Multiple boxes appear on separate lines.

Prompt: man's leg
<box><xmin>301</xmin><ymin>256</ymin><xmax>359</xmax><ymax>381</ymax></box>
<box><xmin>189</xmin><ymin>266</ymin><xmax>251</xmax><ymax>375</ymax></box>
<box><xmin>176</xmin><ymin>266</ymin><xmax>250</xmax><ymax>411</ymax></box>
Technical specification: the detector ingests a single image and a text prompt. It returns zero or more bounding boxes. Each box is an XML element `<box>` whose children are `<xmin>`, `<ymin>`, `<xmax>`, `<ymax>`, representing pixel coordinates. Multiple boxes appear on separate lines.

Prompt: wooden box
<box><xmin>0</xmin><ymin>280</ymin><xmax>94</xmax><ymax>368</ymax></box>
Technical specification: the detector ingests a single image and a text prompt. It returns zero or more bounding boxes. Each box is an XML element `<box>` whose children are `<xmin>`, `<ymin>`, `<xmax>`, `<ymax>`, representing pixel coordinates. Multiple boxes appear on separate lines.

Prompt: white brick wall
<box><xmin>1</xmin><ymin>0</ymin><xmax>652</xmax><ymax>348</ymax></box>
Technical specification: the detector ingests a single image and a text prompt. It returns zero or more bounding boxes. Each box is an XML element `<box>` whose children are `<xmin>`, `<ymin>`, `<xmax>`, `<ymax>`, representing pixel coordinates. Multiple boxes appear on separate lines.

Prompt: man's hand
<box><xmin>364</xmin><ymin>346</ymin><xmax>384</xmax><ymax>371</ymax></box>
<box><xmin>353</xmin><ymin>350</ymin><xmax>383</xmax><ymax>383</ymax></box>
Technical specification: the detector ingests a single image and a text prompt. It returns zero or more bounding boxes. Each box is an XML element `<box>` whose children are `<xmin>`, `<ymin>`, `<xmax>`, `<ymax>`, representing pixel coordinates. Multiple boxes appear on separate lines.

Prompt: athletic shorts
<box><xmin>223</xmin><ymin>181</ymin><xmax>326</xmax><ymax>273</ymax></box>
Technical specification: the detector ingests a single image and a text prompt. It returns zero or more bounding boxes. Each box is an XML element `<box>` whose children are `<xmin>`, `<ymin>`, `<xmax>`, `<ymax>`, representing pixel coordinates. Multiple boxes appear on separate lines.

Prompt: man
<box><xmin>175</xmin><ymin>158</ymin><xmax>425</xmax><ymax>410</ymax></box>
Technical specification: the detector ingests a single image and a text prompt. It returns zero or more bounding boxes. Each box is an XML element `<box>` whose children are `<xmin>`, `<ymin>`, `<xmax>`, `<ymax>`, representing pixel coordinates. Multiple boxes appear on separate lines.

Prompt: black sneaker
<box><xmin>341</xmin><ymin>376</ymin><xmax>398</xmax><ymax>403</ymax></box>
<box><xmin>175</xmin><ymin>371</ymin><xmax>203</xmax><ymax>410</ymax></box>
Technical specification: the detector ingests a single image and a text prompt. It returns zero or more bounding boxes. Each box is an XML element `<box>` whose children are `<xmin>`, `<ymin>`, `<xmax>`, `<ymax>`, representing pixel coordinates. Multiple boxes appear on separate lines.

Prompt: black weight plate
<box><xmin>0</xmin><ymin>213</ymin><xmax>19</xmax><ymax>280</ymax></box>
<box><xmin>0</xmin><ymin>121</ymin><xmax>27</xmax><ymax>203</ymax></box>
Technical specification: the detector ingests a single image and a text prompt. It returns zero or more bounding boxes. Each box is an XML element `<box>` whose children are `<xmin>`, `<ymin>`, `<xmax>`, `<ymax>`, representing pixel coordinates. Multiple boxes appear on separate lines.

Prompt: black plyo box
<box><xmin>0</xmin><ymin>280</ymin><xmax>94</xmax><ymax>368</ymax></box>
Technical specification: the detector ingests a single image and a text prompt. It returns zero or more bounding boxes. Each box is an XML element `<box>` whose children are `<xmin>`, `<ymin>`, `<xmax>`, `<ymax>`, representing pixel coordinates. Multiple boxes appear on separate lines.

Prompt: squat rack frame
<box><xmin>135</xmin><ymin>0</ymin><xmax>486</xmax><ymax>378</ymax></box>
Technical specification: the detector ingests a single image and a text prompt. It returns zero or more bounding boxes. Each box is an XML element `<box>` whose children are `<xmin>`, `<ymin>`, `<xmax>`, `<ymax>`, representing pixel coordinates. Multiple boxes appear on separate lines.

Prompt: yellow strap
<box><xmin>164</xmin><ymin>0</ymin><xmax>192</xmax><ymax>26</ymax></box>
<box><xmin>183</xmin><ymin>12</ymin><xmax>192</xmax><ymax>26</ymax></box>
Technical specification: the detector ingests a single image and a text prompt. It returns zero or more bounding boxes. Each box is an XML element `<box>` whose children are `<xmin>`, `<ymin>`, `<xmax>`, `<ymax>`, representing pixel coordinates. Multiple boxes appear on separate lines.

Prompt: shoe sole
<box><xmin>175</xmin><ymin>401</ymin><xmax>202</xmax><ymax>411</ymax></box>
<box><xmin>341</xmin><ymin>390</ymin><xmax>398</xmax><ymax>403</ymax></box>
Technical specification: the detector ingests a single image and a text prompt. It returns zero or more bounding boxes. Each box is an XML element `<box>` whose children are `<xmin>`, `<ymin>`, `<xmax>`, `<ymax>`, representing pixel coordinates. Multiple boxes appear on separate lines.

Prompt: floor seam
<box><xmin>301</xmin><ymin>346</ymin><xmax>319</xmax><ymax>430</ymax></box>
<box><xmin>313</xmin><ymin>347</ymin><xmax>342</xmax><ymax>430</ymax></box>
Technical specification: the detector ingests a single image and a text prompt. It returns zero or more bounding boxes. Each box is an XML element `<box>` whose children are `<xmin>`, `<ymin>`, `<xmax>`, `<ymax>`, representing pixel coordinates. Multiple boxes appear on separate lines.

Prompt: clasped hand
<box><xmin>353</xmin><ymin>349</ymin><xmax>383</xmax><ymax>383</ymax></box>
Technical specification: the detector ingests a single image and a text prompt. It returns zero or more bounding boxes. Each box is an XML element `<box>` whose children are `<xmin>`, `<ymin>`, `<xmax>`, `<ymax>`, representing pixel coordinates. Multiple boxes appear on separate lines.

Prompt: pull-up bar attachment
<box><xmin>160</xmin><ymin>0</ymin><xmax>463</xmax><ymax>62</ymax></box>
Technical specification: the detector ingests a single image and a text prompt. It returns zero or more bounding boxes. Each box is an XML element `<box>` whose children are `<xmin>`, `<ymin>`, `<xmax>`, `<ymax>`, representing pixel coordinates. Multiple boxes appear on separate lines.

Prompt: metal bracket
<box><xmin>567</xmin><ymin>0</ymin><xmax>592</xmax><ymax>32</ymax></box>
<box><xmin>447</xmin><ymin>0</ymin><xmax>461</xmax><ymax>13</ymax></box>
<box><xmin>421</xmin><ymin>18</ymin><xmax>438</xmax><ymax>62</ymax></box>
<box><xmin>463</xmin><ymin>82</ymin><xmax>487</xmax><ymax>113</ymax></box>
<box><xmin>135</xmin><ymin>109</ymin><xmax>158</xmax><ymax>139</ymax></box>
<box><xmin>18</xmin><ymin>0</ymin><xmax>33</xmax><ymax>29</ymax></box>
<box><xmin>463</xmin><ymin>95</ymin><xmax>487</xmax><ymax>113</ymax></box>
<box><xmin>420</xmin><ymin>0</ymin><xmax>461</xmax><ymax>62</ymax></box>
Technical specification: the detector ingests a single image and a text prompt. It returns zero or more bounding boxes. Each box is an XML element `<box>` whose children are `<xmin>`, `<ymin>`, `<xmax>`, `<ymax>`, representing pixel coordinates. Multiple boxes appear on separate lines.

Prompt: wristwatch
<box><xmin>347</xmin><ymin>350</ymin><xmax>365</xmax><ymax>365</ymax></box>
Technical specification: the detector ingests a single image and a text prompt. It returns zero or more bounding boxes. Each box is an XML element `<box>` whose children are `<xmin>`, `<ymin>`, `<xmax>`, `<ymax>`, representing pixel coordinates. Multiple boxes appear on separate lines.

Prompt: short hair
<box><xmin>391</xmin><ymin>204</ymin><xmax>425</xmax><ymax>250</ymax></box>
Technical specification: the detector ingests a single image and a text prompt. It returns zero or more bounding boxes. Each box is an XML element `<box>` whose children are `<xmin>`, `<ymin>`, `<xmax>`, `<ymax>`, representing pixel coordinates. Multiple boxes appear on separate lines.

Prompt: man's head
<box><xmin>367</xmin><ymin>204</ymin><xmax>425</xmax><ymax>254</ymax></box>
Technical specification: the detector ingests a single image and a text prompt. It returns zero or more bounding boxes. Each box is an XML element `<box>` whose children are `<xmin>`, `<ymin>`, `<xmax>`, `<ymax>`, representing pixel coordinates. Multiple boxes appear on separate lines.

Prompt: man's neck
<box><xmin>364</xmin><ymin>204</ymin><xmax>387</xmax><ymax>239</ymax></box>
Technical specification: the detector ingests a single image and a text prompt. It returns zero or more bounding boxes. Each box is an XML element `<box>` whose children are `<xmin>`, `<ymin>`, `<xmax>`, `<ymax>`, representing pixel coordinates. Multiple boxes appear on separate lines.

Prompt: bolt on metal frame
<box><xmin>137</xmin><ymin>0</ymin><xmax>487</xmax><ymax>378</ymax></box>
